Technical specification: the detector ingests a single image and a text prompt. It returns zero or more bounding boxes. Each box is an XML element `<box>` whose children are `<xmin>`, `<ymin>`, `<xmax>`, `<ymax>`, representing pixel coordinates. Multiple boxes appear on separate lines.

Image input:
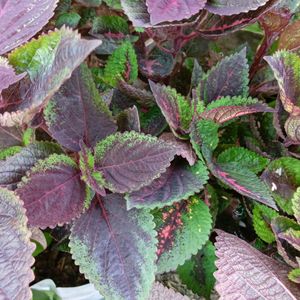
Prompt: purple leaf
<box><xmin>201</xmin><ymin>48</ymin><xmax>249</xmax><ymax>104</ymax></box>
<box><xmin>117</xmin><ymin>106</ymin><xmax>141</xmax><ymax>132</ymax></box>
<box><xmin>0</xmin><ymin>142</ymin><xmax>62</xmax><ymax>189</ymax></box>
<box><xmin>0</xmin><ymin>126</ymin><xmax>23</xmax><ymax>150</ymax></box>
<box><xmin>198</xmin><ymin>0</ymin><xmax>279</xmax><ymax>36</ymax></box>
<box><xmin>214</xmin><ymin>230</ymin><xmax>300</xmax><ymax>300</ymax></box>
<box><xmin>0</xmin><ymin>57</ymin><xmax>26</xmax><ymax>92</ymax></box>
<box><xmin>0</xmin><ymin>27</ymin><xmax>101</xmax><ymax>127</ymax></box>
<box><xmin>200</xmin><ymin>103</ymin><xmax>274</xmax><ymax>123</ymax></box>
<box><xmin>0</xmin><ymin>188</ymin><xmax>35</xmax><ymax>300</ymax></box>
<box><xmin>146</xmin><ymin>0</ymin><xmax>206</xmax><ymax>25</ymax></box>
<box><xmin>160</xmin><ymin>133</ymin><xmax>197</xmax><ymax>166</ymax></box>
<box><xmin>149</xmin><ymin>282</ymin><xmax>189</xmax><ymax>300</ymax></box>
<box><xmin>205</xmin><ymin>0</ymin><xmax>269</xmax><ymax>16</ymax></box>
<box><xmin>126</xmin><ymin>161</ymin><xmax>208</xmax><ymax>209</ymax></box>
<box><xmin>121</xmin><ymin>0</ymin><xmax>151</xmax><ymax>27</ymax></box>
<box><xmin>44</xmin><ymin>64</ymin><xmax>117</xmax><ymax>152</ymax></box>
<box><xmin>69</xmin><ymin>194</ymin><xmax>157</xmax><ymax>300</ymax></box>
<box><xmin>0</xmin><ymin>0</ymin><xmax>57</xmax><ymax>55</ymax></box>
<box><xmin>155</xmin><ymin>197</ymin><xmax>212</xmax><ymax>273</ymax></box>
<box><xmin>16</xmin><ymin>154</ymin><xmax>88</xmax><ymax>228</ymax></box>
<box><xmin>94</xmin><ymin>131</ymin><xmax>177</xmax><ymax>193</ymax></box>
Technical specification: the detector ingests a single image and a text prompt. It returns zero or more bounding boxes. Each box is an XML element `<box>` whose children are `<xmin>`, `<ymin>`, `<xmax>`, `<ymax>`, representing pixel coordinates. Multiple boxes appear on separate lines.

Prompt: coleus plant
<box><xmin>1</xmin><ymin>0</ymin><xmax>300</xmax><ymax>300</ymax></box>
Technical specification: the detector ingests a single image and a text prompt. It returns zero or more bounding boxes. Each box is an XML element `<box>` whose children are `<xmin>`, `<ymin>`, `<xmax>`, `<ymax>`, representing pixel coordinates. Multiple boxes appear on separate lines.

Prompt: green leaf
<box><xmin>0</xmin><ymin>145</ymin><xmax>22</xmax><ymax>160</ymax></box>
<box><xmin>8</xmin><ymin>30</ymin><xmax>61</xmax><ymax>79</ymax></box>
<box><xmin>289</xmin><ymin>268</ymin><xmax>300</xmax><ymax>284</ymax></box>
<box><xmin>206</xmin><ymin>96</ymin><xmax>258</xmax><ymax>111</ymax></box>
<box><xmin>56</xmin><ymin>12</ymin><xmax>81</xmax><ymax>28</ymax></box>
<box><xmin>217</xmin><ymin>147</ymin><xmax>269</xmax><ymax>174</ymax></box>
<box><xmin>177</xmin><ymin>241</ymin><xmax>216</xmax><ymax>299</ymax></box>
<box><xmin>155</xmin><ymin>197</ymin><xmax>212</xmax><ymax>273</ymax></box>
<box><xmin>253</xmin><ymin>203</ymin><xmax>280</xmax><ymax>243</ymax></box>
<box><xmin>292</xmin><ymin>187</ymin><xmax>300</xmax><ymax>224</ymax></box>
<box><xmin>103</xmin><ymin>41</ymin><xmax>138</xmax><ymax>87</ymax></box>
<box><xmin>92</xmin><ymin>15</ymin><xmax>129</xmax><ymax>34</ymax></box>
<box><xmin>103</xmin><ymin>0</ymin><xmax>122</xmax><ymax>9</ymax></box>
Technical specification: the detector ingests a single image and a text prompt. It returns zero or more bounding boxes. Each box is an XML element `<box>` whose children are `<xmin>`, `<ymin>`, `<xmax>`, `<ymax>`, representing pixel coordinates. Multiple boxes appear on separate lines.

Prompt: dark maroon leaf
<box><xmin>200</xmin><ymin>103</ymin><xmax>274</xmax><ymax>123</ymax></box>
<box><xmin>0</xmin><ymin>126</ymin><xmax>23</xmax><ymax>150</ymax></box>
<box><xmin>0</xmin><ymin>0</ymin><xmax>57</xmax><ymax>55</ymax></box>
<box><xmin>126</xmin><ymin>160</ymin><xmax>208</xmax><ymax>209</ymax></box>
<box><xmin>16</xmin><ymin>154</ymin><xmax>88</xmax><ymax>228</ymax></box>
<box><xmin>94</xmin><ymin>131</ymin><xmax>177</xmax><ymax>193</ymax></box>
<box><xmin>0</xmin><ymin>188</ymin><xmax>35</xmax><ymax>300</ymax></box>
<box><xmin>200</xmin><ymin>48</ymin><xmax>249</xmax><ymax>104</ymax></box>
<box><xmin>160</xmin><ymin>133</ymin><xmax>197</xmax><ymax>166</ymax></box>
<box><xmin>69</xmin><ymin>194</ymin><xmax>157</xmax><ymax>300</ymax></box>
<box><xmin>198</xmin><ymin>0</ymin><xmax>279</xmax><ymax>36</ymax></box>
<box><xmin>0</xmin><ymin>142</ymin><xmax>61</xmax><ymax>189</ymax></box>
<box><xmin>205</xmin><ymin>0</ymin><xmax>269</xmax><ymax>16</ymax></box>
<box><xmin>0</xmin><ymin>58</ymin><xmax>26</xmax><ymax>92</ymax></box>
<box><xmin>44</xmin><ymin>64</ymin><xmax>117</xmax><ymax>152</ymax></box>
<box><xmin>146</xmin><ymin>0</ymin><xmax>206</xmax><ymax>25</ymax></box>
<box><xmin>214</xmin><ymin>230</ymin><xmax>300</xmax><ymax>300</ymax></box>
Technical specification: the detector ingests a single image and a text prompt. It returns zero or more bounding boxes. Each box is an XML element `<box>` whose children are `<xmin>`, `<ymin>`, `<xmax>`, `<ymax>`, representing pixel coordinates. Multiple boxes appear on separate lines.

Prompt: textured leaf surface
<box><xmin>0</xmin><ymin>188</ymin><xmax>35</xmax><ymax>300</ymax></box>
<box><xmin>0</xmin><ymin>57</ymin><xmax>26</xmax><ymax>92</ymax></box>
<box><xmin>265</xmin><ymin>51</ymin><xmax>300</xmax><ymax>115</ymax></box>
<box><xmin>217</xmin><ymin>147</ymin><xmax>269</xmax><ymax>174</ymax></box>
<box><xmin>0</xmin><ymin>0</ymin><xmax>57</xmax><ymax>55</ymax></box>
<box><xmin>149</xmin><ymin>283</ymin><xmax>189</xmax><ymax>300</ymax></box>
<box><xmin>210</xmin><ymin>162</ymin><xmax>276</xmax><ymax>209</ymax></box>
<box><xmin>146</xmin><ymin>0</ymin><xmax>206</xmax><ymax>25</ymax></box>
<box><xmin>261</xmin><ymin>157</ymin><xmax>300</xmax><ymax>214</ymax></box>
<box><xmin>253</xmin><ymin>203</ymin><xmax>279</xmax><ymax>243</ymax></box>
<box><xmin>1</xmin><ymin>27</ymin><xmax>100</xmax><ymax>127</ymax></box>
<box><xmin>205</xmin><ymin>95</ymin><xmax>258</xmax><ymax>110</ymax></box>
<box><xmin>155</xmin><ymin>197</ymin><xmax>212</xmax><ymax>273</ymax></box>
<box><xmin>200</xmin><ymin>48</ymin><xmax>249</xmax><ymax>104</ymax></box>
<box><xmin>279</xmin><ymin>20</ymin><xmax>300</xmax><ymax>52</ymax></box>
<box><xmin>70</xmin><ymin>194</ymin><xmax>157</xmax><ymax>300</ymax></box>
<box><xmin>16</xmin><ymin>154</ymin><xmax>87</xmax><ymax>228</ymax></box>
<box><xmin>201</xmin><ymin>103</ymin><xmax>273</xmax><ymax>124</ymax></box>
<box><xmin>44</xmin><ymin>64</ymin><xmax>116</xmax><ymax>152</ymax></box>
<box><xmin>94</xmin><ymin>131</ymin><xmax>177</xmax><ymax>193</ymax></box>
<box><xmin>214</xmin><ymin>230</ymin><xmax>300</xmax><ymax>300</ymax></box>
<box><xmin>121</xmin><ymin>0</ymin><xmax>151</xmax><ymax>27</ymax></box>
<box><xmin>205</xmin><ymin>0</ymin><xmax>269</xmax><ymax>16</ymax></box>
<box><xmin>0</xmin><ymin>142</ymin><xmax>61</xmax><ymax>189</ymax></box>
<box><xmin>126</xmin><ymin>161</ymin><xmax>208</xmax><ymax>209</ymax></box>
<box><xmin>150</xmin><ymin>81</ymin><xmax>193</xmax><ymax>135</ymax></box>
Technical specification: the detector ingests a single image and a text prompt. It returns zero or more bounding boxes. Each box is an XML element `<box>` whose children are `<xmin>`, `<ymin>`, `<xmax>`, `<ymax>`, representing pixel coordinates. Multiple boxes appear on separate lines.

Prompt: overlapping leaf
<box><xmin>0</xmin><ymin>126</ymin><xmax>23</xmax><ymax>150</ymax></box>
<box><xmin>1</xmin><ymin>27</ymin><xmax>101</xmax><ymax>127</ymax></box>
<box><xmin>205</xmin><ymin>0</ymin><xmax>269</xmax><ymax>15</ymax></box>
<box><xmin>0</xmin><ymin>188</ymin><xmax>35</xmax><ymax>300</ymax></box>
<box><xmin>265</xmin><ymin>51</ymin><xmax>300</xmax><ymax>115</ymax></box>
<box><xmin>0</xmin><ymin>57</ymin><xmax>26</xmax><ymax>92</ymax></box>
<box><xmin>146</xmin><ymin>0</ymin><xmax>206</xmax><ymax>25</ymax></box>
<box><xmin>155</xmin><ymin>197</ymin><xmax>212</xmax><ymax>273</ymax></box>
<box><xmin>292</xmin><ymin>187</ymin><xmax>300</xmax><ymax>223</ymax></box>
<box><xmin>44</xmin><ymin>64</ymin><xmax>117</xmax><ymax>152</ymax></box>
<box><xmin>16</xmin><ymin>154</ymin><xmax>88</xmax><ymax>228</ymax></box>
<box><xmin>200</xmin><ymin>48</ymin><xmax>249</xmax><ymax>104</ymax></box>
<box><xmin>70</xmin><ymin>194</ymin><xmax>157</xmax><ymax>300</ymax></box>
<box><xmin>0</xmin><ymin>0</ymin><xmax>57</xmax><ymax>55</ymax></box>
<box><xmin>149</xmin><ymin>283</ymin><xmax>189</xmax><ymax>300</ymax></box>
<box><xmin>94</xmin><ymin>131</ymin><xmax>177</xmax><ymax>193</ymax></box>
<box><xmin>126</xmin><ymin>161</ymin><xmax>208</xmax><ymax>209</ymax></box>
<box><xmin>0</xmin><ymin>142</ymin><xmax>61</xmax><ymax>189</ymax></box>
<box><xmin>214</xmin><ymin>230</ymin><xmax>300</xmax><ymax>300</ymax></box>
<box><xmin>149</xmin><ymin>81</ymin><xmax>193</xmax><ymax>136</ymax></box>
<box><xmin>121</xmin><ymin>0</ymin><xmax>151</xmax><ymax>27</ymax></box>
